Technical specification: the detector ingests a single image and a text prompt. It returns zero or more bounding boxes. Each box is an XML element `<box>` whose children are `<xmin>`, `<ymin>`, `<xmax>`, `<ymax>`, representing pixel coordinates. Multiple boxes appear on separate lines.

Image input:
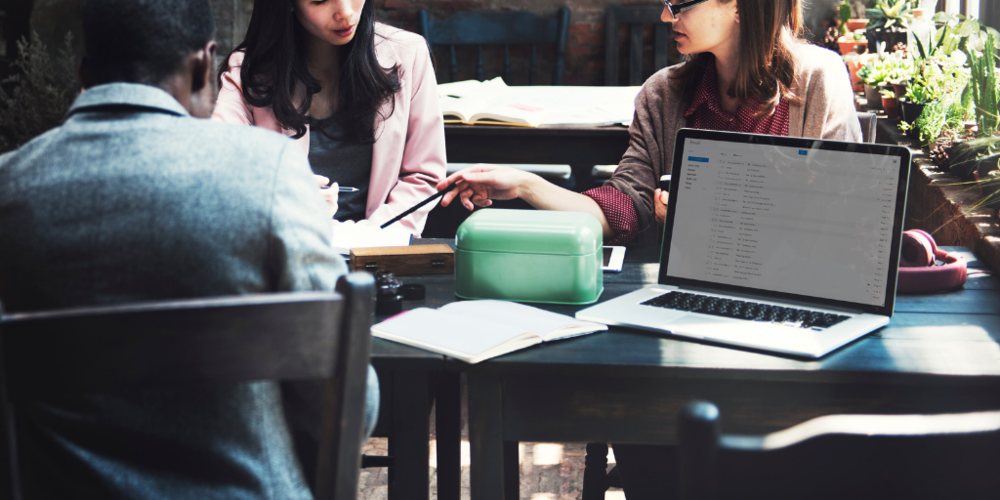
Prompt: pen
<box><xmin>321</xmin><ymin>185</ymin><xmax>360</xmax><ymax>193</ymax></box>
<box><xmin>380</xmin><ymin>183</ymin><xmax>460</xmax><ymax>229</ymax></box>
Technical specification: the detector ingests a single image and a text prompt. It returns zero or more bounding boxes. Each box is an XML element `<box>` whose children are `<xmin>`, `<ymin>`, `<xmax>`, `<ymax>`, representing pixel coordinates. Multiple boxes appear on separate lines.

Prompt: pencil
<box><xmin>380</xmin><ymin>183</ymin><xmax>460</xmax><ymax>229</ymax></box>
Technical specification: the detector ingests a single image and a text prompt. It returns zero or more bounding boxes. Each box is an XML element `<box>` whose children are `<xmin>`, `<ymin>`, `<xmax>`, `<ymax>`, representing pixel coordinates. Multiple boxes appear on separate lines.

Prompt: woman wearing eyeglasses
<box><xmin>438</xmin><ymin>0</ymin><xmax>861</xmax><ymax>247</ymax></box>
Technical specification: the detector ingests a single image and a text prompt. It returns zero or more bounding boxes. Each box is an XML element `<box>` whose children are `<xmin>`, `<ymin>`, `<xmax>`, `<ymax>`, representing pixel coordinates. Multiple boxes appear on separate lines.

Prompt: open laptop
<box><xmin>576</xmin><ymin>129</ymin><xmax>911</xmax><ymax>358</ymax></box>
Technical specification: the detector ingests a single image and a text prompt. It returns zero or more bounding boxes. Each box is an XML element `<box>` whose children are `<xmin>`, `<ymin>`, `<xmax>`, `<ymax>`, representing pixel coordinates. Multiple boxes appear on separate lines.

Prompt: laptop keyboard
<box><xmin>640</xmin><ymin>291</ymin><xmax>850</xmax><ymax>330</ymax></box>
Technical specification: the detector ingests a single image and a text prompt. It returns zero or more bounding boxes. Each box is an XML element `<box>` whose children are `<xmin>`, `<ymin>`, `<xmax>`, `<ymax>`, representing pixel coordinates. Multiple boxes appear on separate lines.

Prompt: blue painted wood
<box><xmin>417</xmin><ymin>8</ymin><xmax>571</xmax><ymax>85</ymax></box>
<box><xmin>605</xmin><ymin>6</ymin><xmax>676</xmax><ymax>86</ymax></box>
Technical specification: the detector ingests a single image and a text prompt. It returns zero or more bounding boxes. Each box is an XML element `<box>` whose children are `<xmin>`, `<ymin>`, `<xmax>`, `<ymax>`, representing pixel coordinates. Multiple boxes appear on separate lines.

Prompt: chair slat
<box><xmin>450</xmin><ymin>45</ymin><xmax>458</xmax><ymax>83</ymax></box>
<box><xmin>529</xmin><ymin>44</ymin><xmax>538</xmax><ymax>86</ymax></box>
<box><xmin>1</xmin><ymin>293</ymin><xmax>342</xmax><ymax>399</ymax></box>
<box><xmin>654</xmin><ymin>24</ymin><xmax>670</xmax><ymax>73</ymax></box>
<box><xmin>476</xmin><ymin>45</ymin><xmax>484</xmax><ymax>82</ymax></box>
<box><xmin>629</xmin><ymin>24</ymin><xmax>643</xmax><ymax>86</ymax></box>
<box><xmin>503</xmin><ymin>45</ymin><xmax>511</xmax><ymax>83</ymax></box>
<box><xmin>605</xmin><ymin>9</ymin><xmax>620</xmax><ymax>86</ymax></box>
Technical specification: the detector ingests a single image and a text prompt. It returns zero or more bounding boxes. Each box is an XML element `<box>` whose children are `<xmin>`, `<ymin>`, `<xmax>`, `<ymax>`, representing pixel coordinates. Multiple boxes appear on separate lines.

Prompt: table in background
<box><xmin>444</xmin><ymin>124</ymin><xmax>630</xmax><ymax>186</ymax></box>
<box><xmin>395</xmin><ymin>242</ymin><xmax>1000</xmax><ymax>500</ymax></box>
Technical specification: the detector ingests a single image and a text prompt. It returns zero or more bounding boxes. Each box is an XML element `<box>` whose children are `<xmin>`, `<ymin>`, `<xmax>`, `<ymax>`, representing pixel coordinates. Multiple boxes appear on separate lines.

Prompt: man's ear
<box><xmin>191</xmin><ymin>40</ymin><xmax>218</xmax><ymax>93</ymax></box>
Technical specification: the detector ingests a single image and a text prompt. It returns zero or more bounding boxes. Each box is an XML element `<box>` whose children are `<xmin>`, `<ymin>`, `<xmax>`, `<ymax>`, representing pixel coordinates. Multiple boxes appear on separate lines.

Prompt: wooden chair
<box><xmin>417</xmin><ymin>7</ymin><xmax>571</xmax><ymax>85</ymax></box>
<box><xmin>858</xmin><ymin>111</ymin><xmax>877</xmax><ymax>144</ymax></box>
<box><xmin>0</xmin><ymin>273</ymin><xmax>374</xmax><ymax>500</ymax></box>
<box><xmin>605</xmin><ymin>6</ymin><xmax>677</xmax><ymax>86</ymax></box>
<box><xmin>679</xmin><ymin>401</ymin><xmax>1000</xmax><ymax>500</ymax></box>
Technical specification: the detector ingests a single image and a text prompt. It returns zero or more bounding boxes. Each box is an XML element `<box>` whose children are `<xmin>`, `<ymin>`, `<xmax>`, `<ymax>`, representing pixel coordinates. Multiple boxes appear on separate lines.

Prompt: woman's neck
<box><xmin>306</xmin><ymin>35</ymin><xmax>341</xmax><ymax>84</ymax></box>
<box><xmin>712</xmin><ymin>46</ymin><xmax>739</xmax><ymax>97</ymax></box>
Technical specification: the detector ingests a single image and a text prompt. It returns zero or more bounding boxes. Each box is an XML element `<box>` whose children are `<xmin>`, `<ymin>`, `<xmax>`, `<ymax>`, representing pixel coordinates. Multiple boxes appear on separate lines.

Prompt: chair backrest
<box><xmin>605</xmin><ymin>6</ymin><xmax>676</xmax><ymax>86</ymax></box>
<box><xmin>417</xmin><ymin>8</ymin><xmax>571</xmax><ymax>85</ymax></box>
<box><xmin>0</xmin><ymin>273</ymin><xmax>375</xmax><ymax>500</ymax></box>
<box><xmin>678</xmin><ymin>401</ymin><xmax>1000</xmax><ymax>500</ymax></box>
<box><xmin>857</xmin><ymin>111</ymin><xmax>877</xmax><ymax>144</ymax></box>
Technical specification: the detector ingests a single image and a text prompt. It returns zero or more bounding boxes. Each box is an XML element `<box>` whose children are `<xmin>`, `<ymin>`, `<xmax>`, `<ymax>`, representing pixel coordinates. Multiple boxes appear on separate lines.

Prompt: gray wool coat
<box><xmin>0</xmin><ymin>83</ymin><xmax>347</xmax><ymax>499</ymax></box>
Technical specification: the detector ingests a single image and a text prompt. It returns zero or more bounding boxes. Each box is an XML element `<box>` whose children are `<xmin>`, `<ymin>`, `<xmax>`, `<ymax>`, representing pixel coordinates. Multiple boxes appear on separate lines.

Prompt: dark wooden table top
<box><xmin>394</xmin><ymin>240</ymin><xmax>1000</xmax><ymax>382</ymax></box>
<box><xmin>444</xmin><ymin>123</ymin><xmax>631</xmax><ymax>166</ymax></box>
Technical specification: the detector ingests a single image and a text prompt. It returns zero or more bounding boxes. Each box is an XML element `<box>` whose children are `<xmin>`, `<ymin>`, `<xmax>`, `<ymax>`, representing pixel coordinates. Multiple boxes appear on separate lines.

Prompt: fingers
<box><xmin>321</xmin><ymin>182</ymin><xmax>339</xmax><ymax>218</ymax></box>
<box><xmin>435</xmin><ymin>164</ymin><xmax>501</xmax><ymax>191</ymax></box>
<box><xmin>316</xmin><ymin>175</ymin><xmax>331</xmax><ymax>188</ymax></box>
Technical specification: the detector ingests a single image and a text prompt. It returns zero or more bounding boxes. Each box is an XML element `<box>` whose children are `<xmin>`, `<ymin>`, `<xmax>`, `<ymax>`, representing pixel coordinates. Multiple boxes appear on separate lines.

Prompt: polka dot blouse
<box><xmin>584</xmin><ymin>63</ymin><xmax>791</xmax><ymax>245</ymax></box>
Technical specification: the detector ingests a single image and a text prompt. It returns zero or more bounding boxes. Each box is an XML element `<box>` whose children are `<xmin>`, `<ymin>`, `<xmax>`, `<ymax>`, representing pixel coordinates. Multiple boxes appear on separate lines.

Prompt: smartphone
<box><xmin>602</xmin><ymin>246</ymin><xmax>626</xmax><ymax>272</ymax></box>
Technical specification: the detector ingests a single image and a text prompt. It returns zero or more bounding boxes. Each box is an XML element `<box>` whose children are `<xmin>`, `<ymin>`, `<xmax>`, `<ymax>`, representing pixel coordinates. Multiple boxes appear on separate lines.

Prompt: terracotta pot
<box><xmin>847</xmin><ymin>18</ymin><xmax>869</xmax><ymax>31</ymax></box>
<box><xmin>864</xmin><ymin>84</ymin><xmax>884</xmax><ymax>110</ymax></box>
<box><xmin>846</xmin><ymin>60</ymin><xmax>865</xmax><ymax>92</ymax></box>
<box><xmin>838</xmin><ymin>38</ymin><xmax>868</xmax><ymax>56</ymax></box>
<box><xmin>891</xmin><ymin>82</ymin><xmax>908</xmax><ymax>100</ymax></box>
<box><xmin>882</xmin><ymin>96</ymin><xmax>900</xmax><ymax>119</ymax></box>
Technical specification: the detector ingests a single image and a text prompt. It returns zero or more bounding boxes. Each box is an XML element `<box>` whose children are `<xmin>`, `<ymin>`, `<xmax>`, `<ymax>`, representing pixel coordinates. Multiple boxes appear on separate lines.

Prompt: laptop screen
<box><xmin>661</xmin><ymin>130</ymin><xmax>911</xmax><ymax>316</ymax></box>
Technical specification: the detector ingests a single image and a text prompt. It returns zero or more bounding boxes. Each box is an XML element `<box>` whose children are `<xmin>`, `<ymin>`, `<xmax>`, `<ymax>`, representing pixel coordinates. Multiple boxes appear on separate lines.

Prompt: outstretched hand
<box><xmin>436</xmin><ymin>164</ymin><xmax>536</xmax><ymax>211</ymax></box>
<box><xmin>654</xmin><ymin>188</ymin><xmax>669</xmax><ymax>227</ymax></box>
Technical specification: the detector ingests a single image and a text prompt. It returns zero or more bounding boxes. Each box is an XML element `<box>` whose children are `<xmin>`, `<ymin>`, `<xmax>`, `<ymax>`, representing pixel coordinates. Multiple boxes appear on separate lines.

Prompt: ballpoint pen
<box><xmin>321</xmin><ymin>184</ymin><xmax>360</xmax><ymax>193</ymax></box>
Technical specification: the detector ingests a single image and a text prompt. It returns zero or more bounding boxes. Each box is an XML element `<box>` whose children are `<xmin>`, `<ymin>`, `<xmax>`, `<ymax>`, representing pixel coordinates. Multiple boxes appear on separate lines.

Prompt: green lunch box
<box><xmin>455</xmin><ymin>209</ymin><xmax>604</xmax><ymax>305</ymax></box>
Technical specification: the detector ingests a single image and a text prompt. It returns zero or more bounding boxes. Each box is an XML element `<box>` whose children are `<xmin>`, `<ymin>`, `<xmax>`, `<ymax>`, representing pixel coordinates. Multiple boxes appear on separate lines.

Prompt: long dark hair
<box><xmin>218</xmin><ymin>0</ymin><xmax>401</xmax><ymax>142</ymax></box>
<box><xmin>670</xmin><ymin>0</ymin><xmax>803</xmax><ymax>117</ymax></box>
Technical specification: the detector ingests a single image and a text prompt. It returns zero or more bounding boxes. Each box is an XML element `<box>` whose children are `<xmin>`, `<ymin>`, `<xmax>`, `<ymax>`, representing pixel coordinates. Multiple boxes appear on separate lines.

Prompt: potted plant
<box><xmin>866</xmin><ymin>0</ymin><xmax>913</xmax><ymax>54</ymax></box>
<box><xmin>839</xmin><ymin>30</ymin><xmax>869</xmax><ymax>55</ymax></box>
<box><xmin>858</xmin><ymin>57</ymin><xmax>891</xmax><ymax>109</ymax></box>
<box><xmin>847</xmin><ymin>0</ymin><xmax>869</xmax><ymax>31</ymax></box>
<box><xmin>881</xmin><ymin>89</ymin><xmax>901</xmax><ymax>118</ymax></box>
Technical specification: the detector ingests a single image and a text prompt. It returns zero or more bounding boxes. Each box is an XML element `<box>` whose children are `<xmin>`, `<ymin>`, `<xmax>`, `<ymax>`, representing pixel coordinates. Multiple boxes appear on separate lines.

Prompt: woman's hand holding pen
<box><xmin>436</xmin><ymin>164</ymin><xmax>540</xmax><ymax>211</ymax></box>
<box><xmin>315</xmin><ymin>175</ymin><xmax>339</xmax><ymax>218</ymax></box>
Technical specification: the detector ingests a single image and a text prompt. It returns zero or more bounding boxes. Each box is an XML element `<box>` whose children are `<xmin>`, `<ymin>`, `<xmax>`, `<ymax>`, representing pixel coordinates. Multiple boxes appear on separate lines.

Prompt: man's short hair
<box><xmin>83</xmin><ymin>0</ymin><xmax>216</xmax><ymax>85</ymax></box>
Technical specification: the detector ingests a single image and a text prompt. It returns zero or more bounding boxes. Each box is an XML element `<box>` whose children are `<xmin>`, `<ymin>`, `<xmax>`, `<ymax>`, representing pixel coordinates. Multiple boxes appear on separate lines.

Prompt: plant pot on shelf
<box><xmin>867</xmin><ymin>29</ymin><xmax>908</xmax><ymax>53</ymax></box>
<box><xmin>977</xmin><ymin>153</ymin><xmax>1000</xmax><ymax>184</ymax></box>
<box><xmin>838</xmin><ymin>37</ymin><xmax>868</xmax><ymax>56</ymax></box>
<box><xmin>891</xmin><ymin>82</ymin><xmax>908</xmax><ymax>100</ymax></box>
<box><xmin>846</xmin><ymin>60</ymin><xmax>865</xmax><ymax>92</ymax></box>
<box><xmin>899</xmin><ymin>100</ymin><xmax>925</xmax><ymax>123</ymax></box>
<box><xmin>882</xmin><ymin>96</ymin><xmax>900</xmax><ymax>119</ymax></box>
<box><xmin>864</xmin><ymin>84</ymin><xmax>884</xmax><ymax>110</ymax></box>
<box><xmin>847</xmin><ymin>18</ymin><xmax>869</xmax><ymax>31</ymax></box>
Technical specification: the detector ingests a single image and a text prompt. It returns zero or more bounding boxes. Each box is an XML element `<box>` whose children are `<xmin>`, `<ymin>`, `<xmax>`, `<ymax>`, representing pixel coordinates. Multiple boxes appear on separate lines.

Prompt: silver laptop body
<box><xmin>577</xmin><ymin>129</ymin><xmax>912</xmax><ymax>358</ymax></box>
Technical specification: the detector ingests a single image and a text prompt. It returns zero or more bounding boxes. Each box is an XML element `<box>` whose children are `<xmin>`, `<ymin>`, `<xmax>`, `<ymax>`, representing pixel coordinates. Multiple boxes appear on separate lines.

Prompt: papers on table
<box><xmin>330</xmin><ymin>221</ymin><xmax>411</xmax><ymax>255</ymax></box>
<box><xmin>437</xmin><ymin>78</ymin><xmax>641</xmax><ymax>127</ymax></box>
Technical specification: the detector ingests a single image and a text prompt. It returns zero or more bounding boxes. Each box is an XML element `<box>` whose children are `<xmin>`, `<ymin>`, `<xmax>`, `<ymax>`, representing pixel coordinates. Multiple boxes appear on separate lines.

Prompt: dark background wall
<box><xmin>6</xmin><ymin>0</ymin><xmax>995</xmax><ymax>88</ymax></box>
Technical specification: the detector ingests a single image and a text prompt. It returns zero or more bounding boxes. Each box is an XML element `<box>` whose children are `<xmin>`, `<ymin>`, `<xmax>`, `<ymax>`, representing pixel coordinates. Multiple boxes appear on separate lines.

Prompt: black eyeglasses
<box><xmin>663</xmin><ymin>0</ymin><xmax>710</xmax><ymax>17</ymax></box>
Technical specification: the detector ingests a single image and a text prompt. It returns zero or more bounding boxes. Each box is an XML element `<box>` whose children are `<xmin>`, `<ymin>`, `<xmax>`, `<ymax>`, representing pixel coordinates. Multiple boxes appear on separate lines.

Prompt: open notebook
<box><xmin>372</xmin><ymin>300</ymin><xmax>607</xmax><ymax>363</ymax></box>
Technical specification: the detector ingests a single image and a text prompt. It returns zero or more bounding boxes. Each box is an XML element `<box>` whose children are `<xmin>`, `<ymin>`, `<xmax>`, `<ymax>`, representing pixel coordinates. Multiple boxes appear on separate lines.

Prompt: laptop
<box><xmin>576</xmin><ymin>129</ymin><xmax>911</xmax><ymax>358</ymax></box>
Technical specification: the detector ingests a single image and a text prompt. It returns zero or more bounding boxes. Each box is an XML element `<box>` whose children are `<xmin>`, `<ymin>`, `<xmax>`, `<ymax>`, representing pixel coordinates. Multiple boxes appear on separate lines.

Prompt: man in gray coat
<box><xmin>0</xmin><ymin>0</ymin><xmax>369</xmax><ymax>497</ymax></box>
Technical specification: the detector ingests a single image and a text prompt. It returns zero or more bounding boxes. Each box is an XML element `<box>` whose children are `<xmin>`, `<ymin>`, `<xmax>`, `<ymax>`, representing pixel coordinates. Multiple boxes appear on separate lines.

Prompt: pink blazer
<box><xmin>212</xmin><ymin>24</ymin><xmax>447</xmax><ymax>236</ymax></box>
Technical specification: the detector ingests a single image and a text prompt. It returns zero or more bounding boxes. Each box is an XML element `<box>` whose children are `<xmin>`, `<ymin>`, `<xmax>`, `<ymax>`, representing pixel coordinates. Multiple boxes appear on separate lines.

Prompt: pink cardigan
<box><xmin>212</xmin><ymin>24</ymin><xmax>447</xmax><ymax>236</ymax></box>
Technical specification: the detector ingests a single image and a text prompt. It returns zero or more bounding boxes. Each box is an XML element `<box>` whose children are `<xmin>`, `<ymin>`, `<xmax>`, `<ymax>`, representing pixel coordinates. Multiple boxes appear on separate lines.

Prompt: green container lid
<box><xmin>456</xmin><ymin>209</ymin><xmax>603</xmax><ymax>256</ymax></box>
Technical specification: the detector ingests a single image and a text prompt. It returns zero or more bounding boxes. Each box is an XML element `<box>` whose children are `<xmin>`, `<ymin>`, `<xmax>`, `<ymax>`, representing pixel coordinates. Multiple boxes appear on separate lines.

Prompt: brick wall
<box><xmin>373</xmin><ymin>0</ymin><xmax>670</xmax><ymax>86</ymax></box>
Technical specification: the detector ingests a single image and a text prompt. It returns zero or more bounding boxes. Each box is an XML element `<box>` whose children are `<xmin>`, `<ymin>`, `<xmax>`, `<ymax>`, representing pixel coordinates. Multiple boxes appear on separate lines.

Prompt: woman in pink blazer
<box><xmin>213</xmin><ymin>0</ymin><xmax>446</xmax><ymax>236</ymax></box>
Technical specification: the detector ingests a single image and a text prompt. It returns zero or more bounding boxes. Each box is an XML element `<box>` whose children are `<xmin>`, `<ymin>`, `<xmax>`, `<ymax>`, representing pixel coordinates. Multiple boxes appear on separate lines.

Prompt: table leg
<box><xmin>503</xmin><ymin>441</ymin><xmax>520</xmax><ymax>500</ymax></box>
<box><xmin>435</xmin><ymin>371</ymin><xmax>462</xmax><ymax>500</ymax></box>
<box><xmin>469</xmin><ymin>370</ymin><xmax>505</xmax><ymax>500</ymax></box>
<box><xmin>389</xmin><ymin>369</ymin><xmax>430</xmax><ymax>500</ymax></box>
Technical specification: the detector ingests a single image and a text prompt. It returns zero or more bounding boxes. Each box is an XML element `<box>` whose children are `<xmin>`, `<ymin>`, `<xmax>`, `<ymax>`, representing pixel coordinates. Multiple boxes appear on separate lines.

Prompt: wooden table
<box><xmin>394</xmin><ymin>242</ymin><xmax>1000</xmax><ymax>500</ymax></box>
<box><xmin>444</xmin><ymin>124</ymin><xmax>631</xmax><ymax>186</ymax></box>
